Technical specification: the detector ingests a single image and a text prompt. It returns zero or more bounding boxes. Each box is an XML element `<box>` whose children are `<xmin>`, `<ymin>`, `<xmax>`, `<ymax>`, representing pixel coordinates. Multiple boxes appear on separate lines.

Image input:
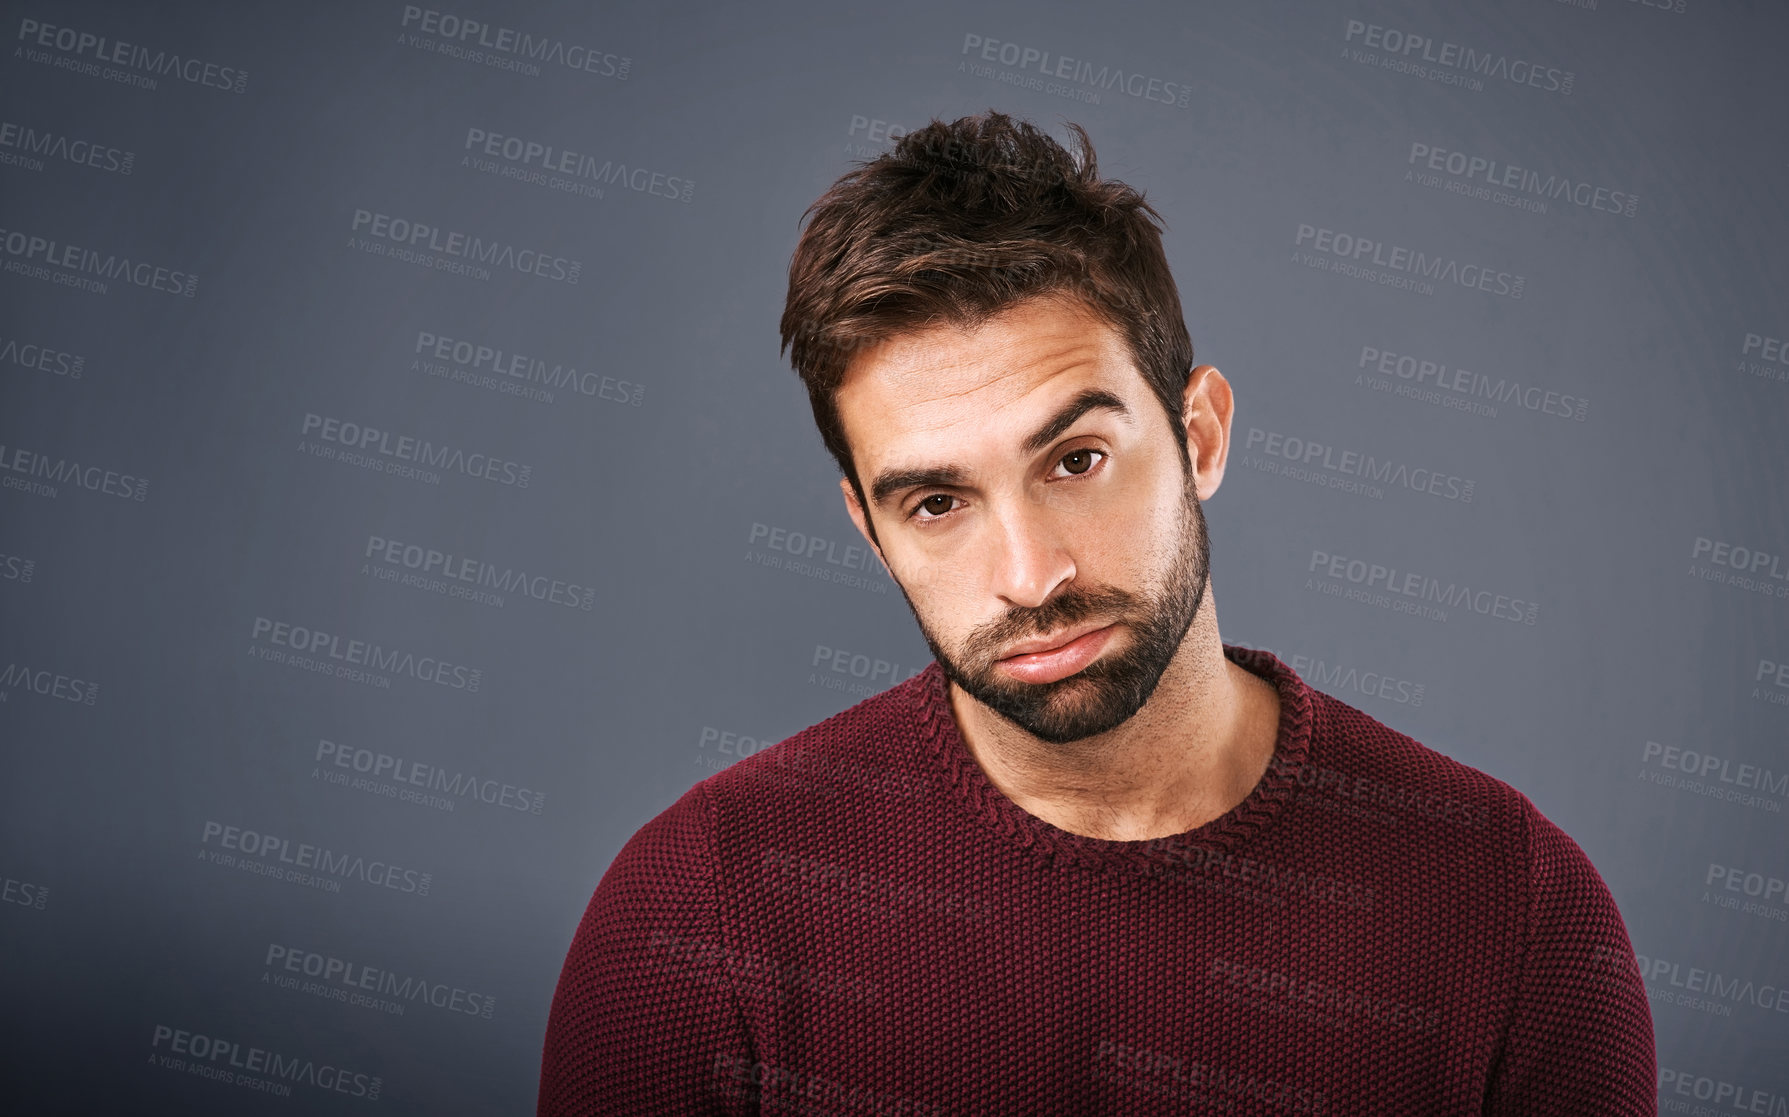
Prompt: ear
<box><xmin>1181</xmin><ymin>364</ymin><xmax>1234</xmax><ymax>502</ymax></box>
<box><xmin>839</xmin><ymin>476</ymin><xmax>891</xmax><ymax>576</ymax></box>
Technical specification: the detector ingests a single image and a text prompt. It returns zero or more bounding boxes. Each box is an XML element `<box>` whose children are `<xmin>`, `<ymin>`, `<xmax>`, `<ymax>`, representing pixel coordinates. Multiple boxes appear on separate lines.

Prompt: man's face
<box><xmin>835</xmin><ymin>294</ymin><xmax>1211</xmax><ymax>745</ymax></box>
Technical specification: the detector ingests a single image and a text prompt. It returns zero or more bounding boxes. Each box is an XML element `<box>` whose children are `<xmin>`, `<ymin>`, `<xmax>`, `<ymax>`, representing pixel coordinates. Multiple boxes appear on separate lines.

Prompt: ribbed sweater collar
<box><xmin>906</xmin><ymin>643</ymin><xmax>1316</xmax><ymax>870</ymax></box>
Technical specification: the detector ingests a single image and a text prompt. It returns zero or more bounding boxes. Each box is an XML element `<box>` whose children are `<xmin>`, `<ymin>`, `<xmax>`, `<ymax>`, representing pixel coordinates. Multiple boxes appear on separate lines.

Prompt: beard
<box><xmin>897</xmin><ymin>466</ymin><xmax>1211</xmax><ymax>745</ymax></box>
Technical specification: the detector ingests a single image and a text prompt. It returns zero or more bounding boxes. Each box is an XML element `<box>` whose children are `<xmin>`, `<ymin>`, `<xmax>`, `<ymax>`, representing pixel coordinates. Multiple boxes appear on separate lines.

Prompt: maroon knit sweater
<box><xmin>539</xmin><ymin>645</ymin><xmax>1655</xmax><ymax>1116</ymax></box>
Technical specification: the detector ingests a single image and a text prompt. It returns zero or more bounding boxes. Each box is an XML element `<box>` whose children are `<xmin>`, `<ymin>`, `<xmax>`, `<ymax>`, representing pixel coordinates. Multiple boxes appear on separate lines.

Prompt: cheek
<box><xmin>899</xmin><ymin>551</ymin><xmax>989</xmax><ymax>606</ymax></box>
<box><xmin>1084</xmin><ymin>493</ymin><xmax>1179</xmax><ymax>584</ymax></box>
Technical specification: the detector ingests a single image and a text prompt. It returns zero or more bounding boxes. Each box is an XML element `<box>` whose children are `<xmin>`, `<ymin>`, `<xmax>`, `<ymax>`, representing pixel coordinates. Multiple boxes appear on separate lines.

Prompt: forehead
<box><xmin>835</xmin><ymin>295</ymin><xmax>1142</xmax><ymax>460</ymax></box>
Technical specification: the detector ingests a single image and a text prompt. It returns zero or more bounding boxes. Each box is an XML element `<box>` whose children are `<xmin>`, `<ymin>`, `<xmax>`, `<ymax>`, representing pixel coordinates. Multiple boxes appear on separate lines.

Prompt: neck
<box><xmin>945</xmin><ymin>596</ymin><xmax>1281</xmax><ymax>842</ymax></box>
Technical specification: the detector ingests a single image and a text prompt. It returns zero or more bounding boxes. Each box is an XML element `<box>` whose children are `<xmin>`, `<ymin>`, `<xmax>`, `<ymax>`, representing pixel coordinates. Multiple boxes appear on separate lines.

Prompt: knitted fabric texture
<box><xmin>539</xmin><ymin>645</ymin><xmax>1656</xmax><ymax>1115</ymax></box>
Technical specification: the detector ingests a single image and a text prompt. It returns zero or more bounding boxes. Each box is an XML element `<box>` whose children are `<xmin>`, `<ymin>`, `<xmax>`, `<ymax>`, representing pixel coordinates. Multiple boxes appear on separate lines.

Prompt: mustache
<box><xmin>964</xmin><ymin>583</ymin><xmax>1139</xmax><ymax>662</ymax></box>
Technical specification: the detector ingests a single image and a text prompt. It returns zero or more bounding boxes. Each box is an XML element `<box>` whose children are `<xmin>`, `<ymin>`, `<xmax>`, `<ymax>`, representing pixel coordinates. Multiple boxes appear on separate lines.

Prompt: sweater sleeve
<box><xmin>1483</xmin><ymin>804</ymin><xmax>1657</xmax><ymax>1116</ymax></box>
<box><xmin>538</xmin><ymin>782</ymin><xmax>757</xmax><ymax>1117</ymax></box>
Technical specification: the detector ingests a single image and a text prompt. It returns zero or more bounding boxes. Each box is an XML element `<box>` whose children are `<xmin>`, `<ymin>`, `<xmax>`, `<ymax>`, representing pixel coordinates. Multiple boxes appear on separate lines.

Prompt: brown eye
<box><xmin>1061</xmin><ymin>450</ymin><xmax>1095</xmax><ymax>475</ymax></box>
<box><xmin>919</xmin><ymin>494</ymin><xmax>954</xmax><ymax>516</ymax></box>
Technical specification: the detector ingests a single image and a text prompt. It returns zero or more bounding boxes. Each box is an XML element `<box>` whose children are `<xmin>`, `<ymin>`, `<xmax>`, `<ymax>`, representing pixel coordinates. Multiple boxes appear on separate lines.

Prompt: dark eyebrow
<box><xmin>867</xmin><ymin>387</ymin><xmax>1132</xmax><ymax>510</ymax></box>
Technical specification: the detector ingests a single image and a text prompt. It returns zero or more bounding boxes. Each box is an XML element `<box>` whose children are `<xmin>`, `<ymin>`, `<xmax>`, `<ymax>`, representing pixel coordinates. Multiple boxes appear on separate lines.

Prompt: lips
<box><xmin>998</xmin><ymin>622</ymin><xmax>1112</xmax><ymax>660</ymax></box>
<box><xmin>993</xmin><ymin>624</ymin><xmax>1119</xmax><ymax>685</ymax></box>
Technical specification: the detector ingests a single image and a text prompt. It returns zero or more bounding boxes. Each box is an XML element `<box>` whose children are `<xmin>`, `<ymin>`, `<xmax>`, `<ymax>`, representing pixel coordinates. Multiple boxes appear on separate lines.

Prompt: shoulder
<box><xmin>1231</xmin><ymin>644</ymin><xmax>1529</xmax><ymax>834</ymax></box>
<box><xmin>585</xmin><ymin>672</ymin><xmax>941</xmax><ymax>951</ymax></box>
<box><xmin>694</xmin><ymin>667</ymin><xmax>938</xmax><ymax>814</ymax></box>
<box><xmin>1305</xmin><ymin>686</ymin><xmax>1616</xmax><ymax>880</ymax></box>
<box><xmin>591</xmin><ymin>779</ymin><xmax>721</xmax><ymax>908</ymax></box>
<box><xmin>1507</xmin><ymin>795</ymin><xmax>1632</xmax><ymax>942</ymax></box>
<box><xmin>1279</xmin><ymin>677</ymin><xmax>1535</xmax><ymax>843</ymax></box>
<box><xmin>1289</xmin><ymin>675</ymin><xmax>1632</xmax><ymax>949</ymax></box>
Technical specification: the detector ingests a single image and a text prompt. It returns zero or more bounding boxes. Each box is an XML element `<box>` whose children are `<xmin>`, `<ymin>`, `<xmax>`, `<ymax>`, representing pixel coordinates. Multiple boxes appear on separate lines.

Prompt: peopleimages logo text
<box><xmin>1296</xmin><ymin>224</ymin><xmax>1524</xmax><ymax>298</ymax></box>
<box><xmin>0</xmin><ymin>120</ymin><xmax>134</xmax><ymax>174</ymax></box>
<box><xmin>0</xmin><ymin>333</ymin><xmax>83</xmax><ymax>379</ymax></box>
<box><xmin>300</xmin><ymin>413</ymin><xmax>531</xmax><ymax>487</ymax></box>
<box><xmin>350</xmin><ymin>209</ymin><xmax>580</xmax><ymax>284</ymax></box>
<box><xmin>1357</xmin><ymin>345</ymin><xmax>1588</xmax><ymax>421</ymax></box>
<box><xmin>250</xmin><ymin>615</ymin><xmax>483</xmax><ymax>692</ymax></box>
<box><xmin>1243</xmin><ymin>427</ymin><xmax>1475</xmax><ymax>503</ymax></box>
<box><xmin>202</xmin><ymin>819</ymin><xmax>433</xmax><ymax>896</ymax></box>
<box><xmin>399</xmin><ymin>6</ymin><xmax>629</xmax><ymax>78</ymax></box>
<box><xmin>0</xmin><ymin>225</ymin><xmax>198</xmax><ymax>296</ymax></box>
<box><xmin>265</xmin><ymin>943</ymin><xmax>496</xmax><ymax>1019</ymax></box>
<box><xmin>0</xmin><ymin>551</ymin><xmax>37</xmax><ymax>583</ymax></box>
<box><xmin>316</xmin><ymin>738</ymin><xmax>546</xmax><ymax>815</ymax></box>
<box><xmin>413</xmin><ymin>330</ymin><xmax>644</xmax><ymax>406</ymax></box>
<box><xmin>1309</xmin><ymin>549</ymin><xmax>1539</xmax><ymax>624</ymax></box>
<box><xmin>1407</xmin><ymin>143</ymin><xmax>1637</xmax><ymax>217</ymax></box>
<box><xmin>16</xmin><ymin>18</ymin><xmax>249</xmax><ymax>92</ymax></box>
<box><xmin>0</xmin><ymin>661</ymin><xmax>98</xmax><ymax>705</ymax></box>
<box><xmin>0</xmin><ymin>439</ymin><xmax>148</xmax><ymax>500</ymax></box>
<box><xmin>149</xmin><ymin>1024</ymin><xmax>380</xmax><ymax>1100</ymax></box>
<box><xmin>1343</xmin><ymin>20</ymin><xmax>1574</xmax><ymax>94</ymax></box>
<box><xmin>463</xmin><ymin>128</ymin><xmax>692</xmax><ymax>203</ymax></box>
<box><xmin>960</xmin><ymin>34</ymin><xmax>1191</xmax><ymax>107</ymax></box>
<box><xmin>364</xmin><ymin>534</ymin><xmax>594</xmax><ymax>611</ymax></box>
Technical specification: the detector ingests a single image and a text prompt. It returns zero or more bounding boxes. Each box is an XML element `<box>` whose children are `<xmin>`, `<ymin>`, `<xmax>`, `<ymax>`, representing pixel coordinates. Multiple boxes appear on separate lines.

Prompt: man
<box><xmin>539</xmin><ymin>112</ymin><xmax>1655</xmax><ymax>1115</ymax></box>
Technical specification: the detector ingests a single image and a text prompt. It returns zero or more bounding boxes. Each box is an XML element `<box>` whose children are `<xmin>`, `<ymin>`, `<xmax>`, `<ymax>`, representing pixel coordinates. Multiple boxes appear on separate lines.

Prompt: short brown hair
<box><xmin>779</xmin><ymin>110</ymin><xmax>1196</xmax><ymax>510</ymax></box>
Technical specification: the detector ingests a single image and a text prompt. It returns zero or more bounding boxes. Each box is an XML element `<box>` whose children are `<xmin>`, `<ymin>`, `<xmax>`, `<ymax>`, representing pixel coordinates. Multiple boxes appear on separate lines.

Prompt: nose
<box><xmin>987</xmin><ymin>497</ymin><xmax>1075</xmax><ymax>610</ymax></box>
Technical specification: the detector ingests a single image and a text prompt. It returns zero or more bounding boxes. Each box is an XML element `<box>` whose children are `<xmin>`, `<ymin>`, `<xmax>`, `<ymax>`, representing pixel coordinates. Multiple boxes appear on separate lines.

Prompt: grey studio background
<box><xmin>1</xmin><ymin>0</ymin><xmax>1785</xmax><ymax>1112</ymax></box>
